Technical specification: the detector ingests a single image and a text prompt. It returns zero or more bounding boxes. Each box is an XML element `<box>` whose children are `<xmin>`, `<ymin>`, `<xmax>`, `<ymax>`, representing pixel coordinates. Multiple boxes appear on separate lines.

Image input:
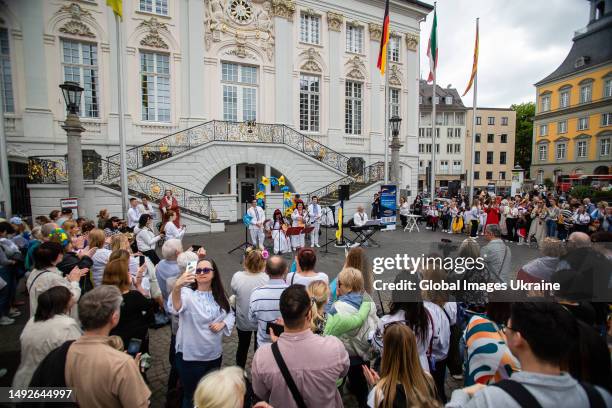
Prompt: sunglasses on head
<box><xmin>195</xmin><ymin>267</ymin><xmax>213</xmax><ymax>275</ymax></box>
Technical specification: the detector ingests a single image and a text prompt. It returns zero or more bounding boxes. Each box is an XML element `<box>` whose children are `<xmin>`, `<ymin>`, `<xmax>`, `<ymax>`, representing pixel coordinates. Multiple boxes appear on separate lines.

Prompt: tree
<box><xmin>511</xmin><ymin>102</ymin><xmax>535</xmax><ymax>178</ymax></box>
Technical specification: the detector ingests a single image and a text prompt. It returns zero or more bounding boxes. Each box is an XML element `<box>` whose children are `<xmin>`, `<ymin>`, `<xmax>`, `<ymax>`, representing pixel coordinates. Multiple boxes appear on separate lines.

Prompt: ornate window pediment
<box><xmin>299</xmin><ymin>47</ymin><xmax>322</xmax><ymax>73</ymax></box>
<box><xmin>56</xmin><ymin>3</ymin><xmax>95</xmax><ymax>38</ymax></box>
<box><xmin>139</xmin><ymin>17</ymin><xmax>169</xmax><ymax>49</ymax></box>
<box><xmin>345</xmin><ymin>55</ymin><xmax>366</xmax><ymax>80</ymax></box>
<box><xmin>388</xmin><ymin>64</ymin><xmax>402</xmax><ymax>87</ymax></box>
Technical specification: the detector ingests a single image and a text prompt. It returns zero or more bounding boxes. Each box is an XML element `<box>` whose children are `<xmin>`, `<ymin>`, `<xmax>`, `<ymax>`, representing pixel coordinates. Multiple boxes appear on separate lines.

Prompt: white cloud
<box><xmin>418</xmin><ymin>0</ymin><xmax>586</xmax><ymax>107</ymax></box>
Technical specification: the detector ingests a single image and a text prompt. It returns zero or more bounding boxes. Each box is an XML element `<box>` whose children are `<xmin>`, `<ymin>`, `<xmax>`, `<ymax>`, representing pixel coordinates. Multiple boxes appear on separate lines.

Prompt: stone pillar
<box><xmin>62</xmin><ymin>113</ymin><xmax>85</xmax><ymax>206</ymax></box>
<box><xmin>230</xmin><ymin>164</ymin><xmax>237</xmax><ymax>195</ymax></box>
<box><xmin>272</xmin><ymin>0</ymin><xmax>296</xmax><ymax>125</ymax></box>
<box><xmin>390</xmin><ymin>130</ymin><xmax>403</xmax><ymax>186</ymax></box>
<box><xmin>327</xmin><ymin>11</ymin><xmax>344</xmax><ymax>143</ymax></box>
<box><xmin>264</xmin><ymin>164</ymin><xmax>271</xmax><ymax>194</ymax></box>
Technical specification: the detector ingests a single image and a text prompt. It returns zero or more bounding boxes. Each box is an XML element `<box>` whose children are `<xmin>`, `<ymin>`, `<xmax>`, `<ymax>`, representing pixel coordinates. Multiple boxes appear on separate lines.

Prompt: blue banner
<box><xmin>379</xmin><ymin>184</ymin><xmax>397</xmax><ymax>229</ymax></box>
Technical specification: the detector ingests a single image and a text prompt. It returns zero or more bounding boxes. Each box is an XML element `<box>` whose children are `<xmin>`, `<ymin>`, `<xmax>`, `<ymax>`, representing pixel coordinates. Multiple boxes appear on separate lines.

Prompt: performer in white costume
<box><xmin>268</xmin><ymin>209</ymin><xmax>291</xmax><ymax>254</ymax></box>
<box><xmin>291</xmin><ymin>202</ymin><xmax>309</xmax><ymax>250</ymax></box>
<box><xmin>307</xmin><ymin>196</ymin><xmax>322</xmax><ymax>247</ymax></box>
<box><xmin>247</xmin><ymin>199</ymin><xmax>265</xmax><ymax>249</ymax></box>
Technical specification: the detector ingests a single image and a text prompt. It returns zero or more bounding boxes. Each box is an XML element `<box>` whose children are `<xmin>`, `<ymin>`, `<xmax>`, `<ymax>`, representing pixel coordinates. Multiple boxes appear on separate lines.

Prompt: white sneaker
<box><xmin>0</xmin><ymin>316</ymin><xmax>15</xmax><ymax>325</ymax></box>
<box><xmin>314</xmin><ymin>243</ymin><xmax>320</xmax><ymax>247</ymax></box>
<box><xmin>9</xmin><ymin>309</ymin><xmax>21</xmax><ymax>318</ymax></box>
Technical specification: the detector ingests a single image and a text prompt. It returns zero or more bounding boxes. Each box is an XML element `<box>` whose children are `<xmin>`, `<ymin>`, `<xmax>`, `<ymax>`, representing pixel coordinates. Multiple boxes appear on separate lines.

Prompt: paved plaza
<box><xmin>0</xmin><ymin>223</ymin><xmax>540</xmax><ymax>407</ymax></box>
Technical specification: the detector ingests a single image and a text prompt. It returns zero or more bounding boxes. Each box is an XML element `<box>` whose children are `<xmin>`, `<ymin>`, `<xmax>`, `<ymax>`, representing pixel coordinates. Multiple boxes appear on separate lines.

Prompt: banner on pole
<box><xmin>379</xmin><ymin>185</ymin><xmax>397</xmax><ymax>230</ymax></box>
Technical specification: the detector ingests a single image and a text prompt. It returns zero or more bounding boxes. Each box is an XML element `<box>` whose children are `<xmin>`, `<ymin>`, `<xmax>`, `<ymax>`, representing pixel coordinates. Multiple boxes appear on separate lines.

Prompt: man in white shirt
<box><xmin>307</xmin><ymin>196</ymin><xmax>322</xmax><ymax>247</ymax></box>
<box><xmin>247</xmin><ymin>199</ymin><xmax>265</xmax><ymax>249</ymax></box>
<box><xmin>353</xmin><ymin>205</ymin><xmax>369</xmax><ymax>227</ymax></box>
<box><xmin>127</xmin><ymin>198</ymin><xmax>141</xmax><ymax>230</ymax></box>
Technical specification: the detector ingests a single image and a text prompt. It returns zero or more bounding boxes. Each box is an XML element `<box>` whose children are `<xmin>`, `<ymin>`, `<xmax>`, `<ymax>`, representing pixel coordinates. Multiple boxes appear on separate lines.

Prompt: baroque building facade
<box><xmin>531</xmin><ymin>0</ymin><xmax>611</xmax><ymax>184</ymax></box>
<box><xmin>0</xmin><ymin>0</ymin><xmax>432</xmax><ymax>216</ymax></box>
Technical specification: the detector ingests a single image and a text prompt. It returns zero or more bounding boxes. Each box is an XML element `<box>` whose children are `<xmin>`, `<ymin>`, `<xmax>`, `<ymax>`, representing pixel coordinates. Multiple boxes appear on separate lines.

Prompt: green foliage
<box><xmin>569</xmin><ymin>185</ymin><xmax>593</xmax><ymax>200</ymax></box>
<box><xmin>511</xmin><ymin>102</ymin><xmax>536</xmax><ymax>177</ymax></box>
<box><xmin>543</xmin><ymin>178</ymin><xmax>554</xmax><ymax>189</ymax></box>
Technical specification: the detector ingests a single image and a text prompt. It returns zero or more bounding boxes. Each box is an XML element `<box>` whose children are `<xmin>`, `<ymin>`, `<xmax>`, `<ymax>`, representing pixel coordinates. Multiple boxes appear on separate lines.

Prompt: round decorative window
<box><xmin>229</xmin><ymin>0</ymin><xmax>253</xmax><ymax>24</ymax></box>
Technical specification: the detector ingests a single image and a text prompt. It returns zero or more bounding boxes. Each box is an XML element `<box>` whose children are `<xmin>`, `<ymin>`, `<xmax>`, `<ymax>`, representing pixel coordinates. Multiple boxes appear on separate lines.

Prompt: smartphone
<box><xmin>191</xmin><ymin>244</ymin><xmax>202</xmax><ymax>252</ymax></box>
<box><xmin>127</xmin><ymin>338</ymin><xmax>142</xmax><ymax>356</ymax></box>
<box><xmin>186</xmin><ymin>260</ymin><xmax>197</xmax><ymax>275</ymax></box>
<box><xmin>139</xmin><ymin>255</ymin><xmax>145</xmax><ymax>266</ymax></box>
<box><xmin>266</xmin><ymin>322</ymin><xmax>284</xmax><ymax>337</ymax></box>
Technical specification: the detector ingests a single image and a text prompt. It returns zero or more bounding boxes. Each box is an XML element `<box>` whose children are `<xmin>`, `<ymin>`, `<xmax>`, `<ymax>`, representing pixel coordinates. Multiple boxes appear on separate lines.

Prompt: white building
<box><xmin>0</xmin><ymin>0</ymin><xmax>432</xmax><ymax>230</ymax></box>
<box><xmin>418</xmin><ymin>81</ymin><xmax>467</xmax><ymax>194</ymax></box>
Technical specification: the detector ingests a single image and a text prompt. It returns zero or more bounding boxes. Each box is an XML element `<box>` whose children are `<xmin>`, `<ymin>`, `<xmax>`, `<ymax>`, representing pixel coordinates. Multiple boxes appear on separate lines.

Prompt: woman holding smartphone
<box><xmin>169</xmin><ymin>258</ymin><xmax>235</xmax><ymax>408</ymax></box>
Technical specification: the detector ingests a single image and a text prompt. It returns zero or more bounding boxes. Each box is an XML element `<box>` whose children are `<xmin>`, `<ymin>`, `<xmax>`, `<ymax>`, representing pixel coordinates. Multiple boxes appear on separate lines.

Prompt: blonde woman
<box><xmin>307</xmin><ymin>280</ymin><xmax>330</xmax><ymax>334</ymax></box>
<box><xmin>363</xmin><ymin>324</ymin><xmax>438</xmax><ymax>408</ymax></box>
<box><xmin>193</xmin><ymin>366</ymin><xmax>273</xmax><ymax>408</ymax></box>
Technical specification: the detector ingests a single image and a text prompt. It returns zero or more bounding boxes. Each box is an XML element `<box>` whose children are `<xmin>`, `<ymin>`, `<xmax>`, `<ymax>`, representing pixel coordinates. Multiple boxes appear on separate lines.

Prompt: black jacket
<box><xmin>57</xmin><ymin>252</ymin><xmax>94</xmax><ymax>293</ymax></box>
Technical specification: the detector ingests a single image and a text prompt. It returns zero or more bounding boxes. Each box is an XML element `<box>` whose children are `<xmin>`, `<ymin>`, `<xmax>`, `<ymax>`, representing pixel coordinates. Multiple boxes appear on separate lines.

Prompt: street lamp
<box><xmin>60</xmin><ymin>81</ymin><xmax>85</xmax><ymax>209</ymax></box>
<box><xmin>389</xmin><ymin>115</ymin><xmax>403</xmax><ymax>185</ymax></box>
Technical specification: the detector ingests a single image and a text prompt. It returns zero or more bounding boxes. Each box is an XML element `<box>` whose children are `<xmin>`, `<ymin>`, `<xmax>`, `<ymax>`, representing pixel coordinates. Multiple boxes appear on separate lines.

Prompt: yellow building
<box><xmin>531</xmin><ymin>0</ymin><xmax>612</xmax><ymax>184</ymax></box>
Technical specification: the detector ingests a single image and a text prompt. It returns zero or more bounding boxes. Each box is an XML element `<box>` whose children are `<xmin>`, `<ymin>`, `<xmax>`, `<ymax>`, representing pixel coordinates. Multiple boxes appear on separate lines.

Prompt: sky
<box><xmin>418</xmin><ymin>0</ymin><xmax>588</xmax><ymax>108</ymax></box>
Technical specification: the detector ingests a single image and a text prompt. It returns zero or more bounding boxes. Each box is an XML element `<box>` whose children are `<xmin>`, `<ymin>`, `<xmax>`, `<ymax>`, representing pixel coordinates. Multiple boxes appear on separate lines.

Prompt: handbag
<box><xmin>271</xmin><ymin>342</ymin><xmax>307</xmax><ymax>408</ymax></box>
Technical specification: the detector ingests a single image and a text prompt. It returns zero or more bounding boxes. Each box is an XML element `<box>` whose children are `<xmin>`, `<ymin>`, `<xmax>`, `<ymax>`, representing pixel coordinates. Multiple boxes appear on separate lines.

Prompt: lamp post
<box><xmin>60</xmin><ymin>81</ymin><xmax>85</xmax><ymax>202</ymax></box>
<box><xmin>389</xmin><ymin>115</ymin><xmax>403</xmax><ymax>185</ymax></box>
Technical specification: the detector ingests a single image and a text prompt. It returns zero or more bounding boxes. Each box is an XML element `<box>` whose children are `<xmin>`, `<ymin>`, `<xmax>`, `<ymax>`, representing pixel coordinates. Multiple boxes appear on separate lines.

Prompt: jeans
<box><xmin>400</xmin><ymin>214</ymin><xmax>408</xmax><ymax>228</ymax></box>
<box><xmin>347</xmin><ymin>356</ymin><xmax>369</xmax><ymax>408</ymax></box>
<box><xmin>175</xmin><ymin>353</ymin><xmax>222</xmax><ymax>408</ymax></box>
<box><xmin>433</xmin><ymin>358</ymin><xmax>448</xmax><ymax>403</ymax></box>
<box><xmin>505</xmin><ymin>218</ymin><xmax>517</xmax><ymax>241</ymax></box>
<box><xmin>470</xmin><ymin>220</ymin><xmax>478</xmax><ymax>237</ymax></box>
<box><xmin>167</xmin><ymin>335</ymin><xmax>179</xmax><ymax>395</ymax></box>
<box><xmin>236</xmin><ymin>328</ymin><xmax>258</xmax><ymax>369</ymax></box>
<box><xmin>545</xmin><ymin>219</ymin><xmax>557</xmax><ymax>238</ymax></box>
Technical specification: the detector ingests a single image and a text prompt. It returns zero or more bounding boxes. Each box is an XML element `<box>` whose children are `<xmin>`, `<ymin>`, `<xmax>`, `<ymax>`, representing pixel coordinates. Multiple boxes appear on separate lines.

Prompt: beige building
<box><xmin>466</xmin><ymin>108</ymin><xmax>516</xmax><ymax>194</ymax></box>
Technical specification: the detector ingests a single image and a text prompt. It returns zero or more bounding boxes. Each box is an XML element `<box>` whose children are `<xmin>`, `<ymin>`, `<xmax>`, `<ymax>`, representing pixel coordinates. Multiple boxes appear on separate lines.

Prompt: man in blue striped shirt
<box><xmin>249</xmin><ymin>256</ymin><xmax>289</xmax><ymax>345</ymax></box>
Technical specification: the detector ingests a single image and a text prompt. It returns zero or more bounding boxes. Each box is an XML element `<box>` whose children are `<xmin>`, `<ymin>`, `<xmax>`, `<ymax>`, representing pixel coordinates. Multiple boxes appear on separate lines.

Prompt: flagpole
<box><xmin>383</xmin><ymin>46</ymin><xmax>390</xmax><ymax>185</ymax></box>
<box><xmin>468</xmin><ymin>18</ymin><xmax>478</xmax><ymax>206</ymax></box>
<box><xmin>429</xmin><ymin>2</ymin><xmax>436</xmax><ymax>204</ymax></box>
<box><xmin>115</xmin><ymin>13</ymin><xmax>129</xmax><ymax>219</ymax></box>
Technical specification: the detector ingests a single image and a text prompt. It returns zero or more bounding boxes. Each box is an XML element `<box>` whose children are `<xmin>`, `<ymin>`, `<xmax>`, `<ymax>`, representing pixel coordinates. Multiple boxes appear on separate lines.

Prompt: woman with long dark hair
<box><xmin>135</xmin><ymin>214</ymin><xmax>164</xmax><ymax>265</ymax></box>
<box><xmin>169</xmin><ymin>258</ymin><xmax>234</xmax><ymax>408</ymax></box>
<box><xmin>12</xmin><ymin>286</ymin><xmax>81</xmax><ymax>388</ymax></box>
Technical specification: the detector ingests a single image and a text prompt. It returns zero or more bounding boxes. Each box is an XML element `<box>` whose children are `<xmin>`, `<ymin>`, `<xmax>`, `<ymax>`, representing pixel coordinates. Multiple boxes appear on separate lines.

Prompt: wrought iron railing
<box><xmin>106</xmin><ymin>120</ymin><xmax>350</xmax><ymax>173</ymax></box>
<box><xmin>28</xmin><ymin>156</ymin><xmax>214</xmax><ymax>221</ymax></box>
<box><xmin>309</xmin><ymin>161</ymin><xmax>385</xmax><ymax>203</ymax></box>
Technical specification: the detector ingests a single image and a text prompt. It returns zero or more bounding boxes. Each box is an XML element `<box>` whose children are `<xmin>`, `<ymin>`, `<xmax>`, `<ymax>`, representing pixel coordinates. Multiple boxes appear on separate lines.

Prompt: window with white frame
<box><xmin>576</xmin><ymin>140</ymin><xmax>587</xmax><ymax>158</ymax></box>
<box><xmin>556</xmin><ymin>143</ymin><xmax>566</xmax><ymax>160</ymax></box>
<box><xmin>577</xmin><ymin>116</ymin><xmax>589</xmax><ymax>130</ymax></box>
<box><xmin>139</xmin><ymin>0</ymin><xmax>168</xmax><ymax>15</ymax></box>
<box><xmin>537</xmin><ymin>169</ymin><xmax>544</xmax><ymax>184</ymax></box>
<box><xmin>455</xmin><ymin>112</ymin><xmax>465</xmax><ymax>125</ymax></box>
<box><xmin>605</xmin><ymin>77</ymin><xmax>612</xmax><ymax>98</ymax></box>
<box><xmin>436</xmin><ymin>144</ymin><xmax>439</xmax><ymax>153</ymax></box>
<box><xmin>443</xmin><ymin>112</ymin><xmax>454</xmax><ymax>126</ymax></box>
<box><xmin>600</xmin><ymin>138</ymin><xmax>610</xmax><ymax>156</ymax></box>
<box><xmin>488</xmin><ymin>116</ymin><xmax>495</xmax><ymax>125</ymax></box>
<box><xmin>426</xmin><ymin>128</ymin><xmax>432</xmax><ymax>138</ymax></box>
<box><xmin>440</xmin><ymin>160</ymin><xmax>448</xmax><ymax>171</ymax></box>
<box><xmin>299</xmin><ymin>74</ymin><xmax>320</xmax><ymax>132</ymax></box>
<box><xmin>388</xmin><ymin>36</ymin><xmax>400</xmax><ymax>62</ymax></box>
<box><xmin>501</xmin><ymin>116</ymin><xmax>508</xmax><ymax>126</ymax></box>
<box><xmin>453</xmin><ymin>160</ymin><xmax>461</xmax><ymax>172</ymax></box>
<box><xmin>500</xmin><ymin>151</ymin><xmax>507</xmax><ymax>164</ymax></box>
<box><xmin>579</xmin><ymin>83</ymin><xmax>592</xmax><ymax>103</ymax></box>
<box><xmin>499</xmin><ymin>171</ymin><xmax>506</xmax><ymax>180</ymax></box>
<box><xmin>346</xmin><ymin>24</ymin><xmax>364</xmax><ymax>54</ymax></box>
<box><xmin>540</xmin><ymin>124</ymin><xmax>548</xmax><ymax>136</ymax></box>
<box><xmin>419</xmin><ymin>144</ymin><xmax>424</xmax><ymax>153</ymax></box>
<box><xmin>300</xmin><ymin>13</ymin><xmax>320</xmax><ymax>45</ymax></box>
<box><xmin>538</xmin><ymin>144</ymin><xmax>547</xmax><ymax>161</ymax></box>
<box><xmin>476</xmin><ymin>116</ymin><xmax>481</xmax><ymax>125</ymax></box>
<box><xmin>389</xmin><ymin>88</ymin><xmax>400</xmax><ymax>118</ymax></box>
<box><xmin>0</xmin><ymin>28</ymin><xmax>14</xmax><ymax>113</ymax></box>
<box><xmin>345</xmin><ymin>80</ymin><xmax>362</xmax><ymax>134</ymax></box>
<box><xmin>486</xmin><ymin>171</ymin><xmax>493</xmax><ymax>180</ymax></box>
<box><xmin>425</xmin><ymin>144</ymin><xmax>432</xmax><ymax>153</ymax></box>
<box><xmin>222</xmin><ymin>62</ymin><xmax>257</xmax><ymax>122</ymax></box>
<box><xmin>446</xmin><ymin>144</ymin><xmax>452</xmax><ymax>154</ymax></box>
<box><xmin>474</xmin><ymin>151</ymin><xmax>480</xmax><ymax>164</ymax></box>
<box><xmin>558</xmin><ymin>120</ymin><xmax>567</xmax><ymax>134</ymax></box>
<box><xmin>501</xmin><ymin>134</ymin><xmax>507</xmax><ymax>143</ymax></box>
<box><xmin>419</xmin><ymin>128</ymin><xmax>425</xmax><ymax>138</ymax></box>
<box><xmin>559</xmin><ymin>88</ymin><xmax>570</xmax><ymax>108</ymax></box>
<box><xmin>455</xmin><ymin>128</ymin><xmax>461</xmax><ymax>138</ymax></box>
<box><xmin>601</xmin><ymin>112</ymin><xmax>612</xmax><ymax>126</ymax></box>
<box><xmin>141</xmin><ymin>52</ymin><xmax>170</xmax><ymax>122</ymax></box>
<box><xmin>540</xmin><ymin>95</ymin><xmax>550</xmax><ymax>112</ymax></box>
<box><xmin>454</xmin><ymin>143</ymin><xmax>461</xmax><ymax>153</ymax></box>
<box><xmin>62</xmin><ymin>40</ymin><xmax>99</xmax><ymax>118</ymax></box>
<box><xmin>445</xmin><ymin>96</ymin><xmax>453</xmax><ymax>105</ymax></box>
<box><xmin>447</xmin><ymin>128</ymin><xmax>453</xmax><ymax>138</ymax></box>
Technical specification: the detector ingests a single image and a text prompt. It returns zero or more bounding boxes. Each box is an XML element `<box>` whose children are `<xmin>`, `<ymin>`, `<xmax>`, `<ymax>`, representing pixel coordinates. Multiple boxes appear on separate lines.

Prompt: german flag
<box><xmin>462</xmin><ymin>19</ymin><xmax>479</xmax><ymax>96</ymax></box>
<box><xmin>376</xmin><ymin>0</ymin><xmax>390</xmax><ymax>76</ymax></box>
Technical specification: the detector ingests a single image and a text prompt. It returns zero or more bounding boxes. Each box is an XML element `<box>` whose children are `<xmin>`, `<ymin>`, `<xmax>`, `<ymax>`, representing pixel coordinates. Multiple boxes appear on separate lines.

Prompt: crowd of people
<box><xmin>409</xmin><ymin>188</ymin><xmax>612</xmax><ymax>244</ymax></box>
<box><xmin>0</xmin><ymin>186</ymin><xmax>611</xmax><ymax>408</ymax></box>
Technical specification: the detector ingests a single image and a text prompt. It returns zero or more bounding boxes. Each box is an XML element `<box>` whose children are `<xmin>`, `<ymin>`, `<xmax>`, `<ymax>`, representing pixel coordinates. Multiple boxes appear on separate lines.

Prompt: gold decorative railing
<box><xmin>28</xmin><ymin>156</ymin><xmax>213</xmax><ymax>221</ymax></box>
<box><xmin>309</xmin><ymin>161</ymin><xmax>385</xmax><ymax>204</ymax></box>
<box><xmin>107</xmin><ymin>120</ymin><xmax>350</xmax><ymax>173</ymax></box>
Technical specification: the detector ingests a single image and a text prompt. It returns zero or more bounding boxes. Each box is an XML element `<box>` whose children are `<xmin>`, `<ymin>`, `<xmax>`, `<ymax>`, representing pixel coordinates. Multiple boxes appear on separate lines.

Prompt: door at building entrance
<box><xmin>240</xmin><ymin>182</ymin><xmax>255</xmax><ymax>204</ymax></box>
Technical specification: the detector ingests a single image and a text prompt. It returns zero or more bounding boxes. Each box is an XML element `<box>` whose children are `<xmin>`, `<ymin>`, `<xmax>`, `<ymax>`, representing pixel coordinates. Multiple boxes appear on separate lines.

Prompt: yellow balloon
<box><xmin>278</xmin><ymin>175</ymin><xmax>286</xmax><ymax>186</ymax></box>
<box><xmin>283</xmin><ymin>192</ymin><xmax>291</xmax><ymax>199</ymax></box>
<box><xmin>261</xmin><ymin>176</ymin><xmax>270</xmax><ymax>185</ymax></box>
<box><xmin>255</xmin><ymin>191</ymin><xmax>265</xmax><ymax>199</ymax></box>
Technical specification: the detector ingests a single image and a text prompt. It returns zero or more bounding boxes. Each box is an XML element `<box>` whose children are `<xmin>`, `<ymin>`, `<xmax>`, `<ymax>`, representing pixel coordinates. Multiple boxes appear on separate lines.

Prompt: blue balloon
<box><xmin>284</xmin><ymin>199</ymin><xmax>293</xmax><ymax>207</ymax></box>
<box><xmin>258</xmin><ymin>183</ymin><xmax>265</xmax><ymax>191</ymax></box>
<box><xmin>270</xmin><ymin>177</ymin><xmax>279</xmax><ymax>186</ymax></box>
<box><xmin>281</xmin><ymin>186</ymin><xmax>290</xmax><ymax>192</ymax></box>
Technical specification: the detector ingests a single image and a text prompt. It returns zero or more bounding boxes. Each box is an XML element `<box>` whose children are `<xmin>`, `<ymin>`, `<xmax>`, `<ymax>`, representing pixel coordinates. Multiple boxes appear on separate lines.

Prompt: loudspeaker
<box><xmin>339</xmin><ymin>184</ymin><xmax>350</xmax><ymax>201</ymax></box>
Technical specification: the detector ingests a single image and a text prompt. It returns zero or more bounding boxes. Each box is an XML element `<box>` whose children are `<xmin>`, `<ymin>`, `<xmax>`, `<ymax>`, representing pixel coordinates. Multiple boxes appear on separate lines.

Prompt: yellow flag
<box><xmin>107</xmin><ymin>0</ymin><xmax>123</xmax><ymax>18</ymax></box>
<box><xmin>335</xmin><ymin>207</ymin><xmax>343</xmax><ymax>241</ymax></box>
